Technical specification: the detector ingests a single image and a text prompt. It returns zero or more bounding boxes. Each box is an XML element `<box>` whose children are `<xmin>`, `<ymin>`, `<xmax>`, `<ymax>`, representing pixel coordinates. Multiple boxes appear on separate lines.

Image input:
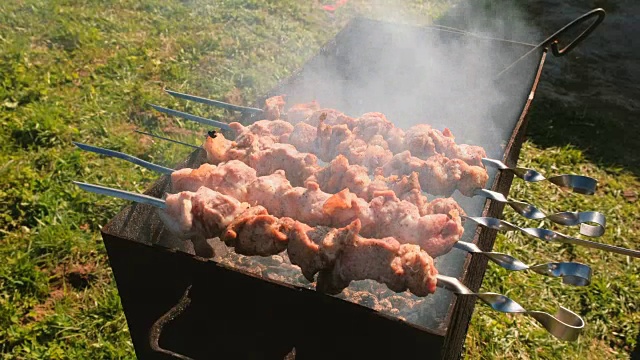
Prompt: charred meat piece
<box><xmin>222</xmin><ymin>206</ymin><xmax>290</xmax><ymax>256</ymax></box>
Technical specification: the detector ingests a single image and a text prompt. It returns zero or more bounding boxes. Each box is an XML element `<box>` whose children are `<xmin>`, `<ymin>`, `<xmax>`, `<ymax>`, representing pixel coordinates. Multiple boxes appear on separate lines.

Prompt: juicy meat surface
<box><xmin>280</xmin><ymin>181</ymin><xmax>333</xmax><ymax>226</ymax></box>
<box><xmin>222</xmin><ymin>206</ymin><xmax>289</xmax><ymax>256</ymax></box>
<box><xmin>159</xmin><ymin>186</ymin><xmax>250</xmax><ymax>239</ymax></box>
<box><xmin>171</xmin><ymin>161</ymin><xmax>258</xmax><ymax>200</ymax></box>
<box><xmin>307</xmin><ymin>155</ymin><xmax>371</xmax><ymax>198</ymax></box>
<box><xmin>230</xmin><ymin>120</ymin><xmax>294</xmax><ymax>150</ymax></box>
<box><xmin>380</xmin><ymin>151</ymin><xmax>488</xmax><ymax>197</ymax></box>
<box><xmin>158</xmin><ymin>187</ymin><xmax>440</xmax><ymax>298</ymax></box>
<box><xmin>305</xmin><ymin>108</ymin><xmax>357</xmax><ymax>129</ymax></box>
<box><xmin>219</xmin><ymin>108</ymin><xmax>488</xmax><ymax>197</ymax></box>
<box><xmin>245</xmin><ymin>170</ymin><xmax>294</xmax><ymax>214</ymax></box>
<box><xmin>286</xmin><ymin>101</ymin><xmax>321</xmax><ymax>125</ymax></box>
<box><xmin>169</xmin><ymin>160</ymin><xmax>464</xmax><ymax>257</ymax></box>
<box><xmin>318</xmin><ymin>239</ymin><xmax>438</xmax><ymax>297</ymax></box>
<box><xmin>263</xmin><ymin>95</ymin><xmax>286</xmax><ymax>120</ymax></box>
<box><xmin>352</xmin><ymin>112</ymin><xmax>394</xmax><ymax>141</ymax></box>
<box><xmin>248</xmin><ymin>143</ymin><xmax>320</xmax><ymax>186</ymax></box>
<box><xmin>288</xmin><ymin>122</ymin><xmax>317</xmax><ymax>154</ymax></box>
<box><xmin>271</xmin><ymin>96</ymin><xmax>487</xmax><ymax>168</ymax></box>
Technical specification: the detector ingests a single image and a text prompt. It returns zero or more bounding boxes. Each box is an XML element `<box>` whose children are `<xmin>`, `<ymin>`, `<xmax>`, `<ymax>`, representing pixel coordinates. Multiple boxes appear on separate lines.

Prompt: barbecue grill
<box><xmin>97</xmin><ymin>10</ymin><xmax>606</xmax><ymax>360</ymax></box>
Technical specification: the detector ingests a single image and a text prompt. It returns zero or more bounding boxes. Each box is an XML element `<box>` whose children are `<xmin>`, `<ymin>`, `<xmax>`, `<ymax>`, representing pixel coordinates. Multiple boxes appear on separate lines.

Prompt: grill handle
<box><xmin>497</xmin><ymin>8</ymin><xmax>606</xmax><ymax>77</ymax></box>
<box><xmin>543</xmin><ymin>8</ymin><xmax>606</xmax><ymax>57</ymax></box>
<box><xmin>148</xmin><ymin>285</ymin><xmax>196</xmax><ymax>360</ymax></box>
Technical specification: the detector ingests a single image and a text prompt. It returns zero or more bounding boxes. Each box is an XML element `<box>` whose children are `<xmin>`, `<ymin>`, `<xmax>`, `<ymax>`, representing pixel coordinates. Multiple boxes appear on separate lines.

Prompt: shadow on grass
<box><xmin>436</xmin><ymin>0</ymin><xmax>640</xmax><ymax>176</ymax></box>
<box><xmin>525</xmin><ymin>95</ymin><xmax>639</xmax><ymax>175</ymax></box>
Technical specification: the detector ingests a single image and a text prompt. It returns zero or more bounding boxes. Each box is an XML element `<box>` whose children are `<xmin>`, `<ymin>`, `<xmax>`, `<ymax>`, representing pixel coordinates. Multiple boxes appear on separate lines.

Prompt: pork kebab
<box><xmin>170</xmin><ymin>160</ymin><xmax>464</xmax><ymax>257</ymax></box>
<box><xmin>206</xmin><ymin>123</ymin><xmax>487</xmax><ymax>198</ymax></box>
<box><xmin>268</xmin><ymin>96</ymin><xmax>486</xmax><ymax>166</ymax></box>
<box><xmin>76</xmin><ymin>182</ymin><xmax>439</xmax><ymax>297</ymax></box>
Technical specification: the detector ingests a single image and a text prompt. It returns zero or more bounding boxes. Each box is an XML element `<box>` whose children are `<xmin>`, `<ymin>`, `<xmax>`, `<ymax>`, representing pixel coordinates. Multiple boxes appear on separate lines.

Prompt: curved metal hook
<box><xmin>473</xmin><ymin>189</ymin><xmax>605</xmax><ymax>237</ymax></box>
<box><xmin>452</xmin><ymin>241</ymin><xmax>592</xmax><ymax>286</ymax></box>
<box><xmin>482</xmin><ymin>158</ymin><xmax>598</xmax><ymax>195</ymax></box>
<box><xmin>464</xmin><ymin>216</ymin><xmax>640</xmax><ymax>259</ymax></box>
<box><xmin>542</xmin><ymin>8</ymin><xmax>606</xmax><ymax>57</ymax></box>
<box><xmin>436</xmin><ymin>275</ymin><xmax>584</xmax><ymax>341</ymax></box>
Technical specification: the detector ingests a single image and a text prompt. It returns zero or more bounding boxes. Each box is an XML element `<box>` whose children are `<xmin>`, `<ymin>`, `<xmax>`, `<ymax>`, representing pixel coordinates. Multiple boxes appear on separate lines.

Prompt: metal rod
<box><xmin>73</xmin><ymin>142</ymin><xmax>175</xmax><ymax>175</ymax></box>
<box><xmin>150</xmin><ymin>104</ymin><xmax>232</xmax><ymax>131</ymax></box>
<box><xmin>464</xmin><ymin>216</ymin><xmax>640</xmax><ymax>258</ymax></box>
<box><xmin>73</xmin><ymin>178</ymin><xmax>586</xmax><ymax>341</ymax></box>
<box><xmin>482</xmin><ymin>158</ymin><xmax>598</xmax><ymax>195</ymax></box>
<box><xmin>73</xmin><ymin>181</ymin><xmax>167</xmax><ymax>209</ymax></box>
<box><xmin>134</xmin><ymin>130</ymin><xmax>201</xmax><ymax>150</ymax></box>
<box><xmin>473</xmin><ymin>189</ymin><xmax>605</xmax><ymax>237</ymax></box>
<box><xmin>452</xmin><ymin>241</ymin><xmax>591</xmax><ymax>286</ymax></box>
<box><xmin>435</xmin><ymin>274</ymin><xmax>584</xmax><ymax>341</ymax></box>
<box><xmin>165</xmin><ymin>89</ymin><xmax>264</xmax><ymax>114</ymax></box>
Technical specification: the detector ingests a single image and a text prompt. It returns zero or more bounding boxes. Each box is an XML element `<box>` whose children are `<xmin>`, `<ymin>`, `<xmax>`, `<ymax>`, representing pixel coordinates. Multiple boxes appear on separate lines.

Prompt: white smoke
<box><xmin>273</xmin><ymin>0</ymin><xmax>544</xmax><ymax>328</ymax></box>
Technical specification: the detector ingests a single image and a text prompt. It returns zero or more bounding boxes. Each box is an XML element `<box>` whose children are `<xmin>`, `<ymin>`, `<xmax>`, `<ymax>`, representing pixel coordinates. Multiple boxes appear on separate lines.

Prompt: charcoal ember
<box><xmin>235</xmin><ymin>256</ymin><xmax>267</xmax><ymax>276</ymax></box>
<box><xmin>265</xmin><ymin>271</ymin><xmax>290</xmax><ymax>283</ymax></box>
<box><xmin>385</xmin><ymin>295</ymin><xmax>416</xmax><ymax>312</ymax></box>
<box><xmin>262</xmin><ymin>261</ymin><xmax>302</xmax><ymax>284</ymax></box>
<box><xmin>279</xmin><ymin>251</ymin><xmax>291</xmax><ymax>264</ymax></box>
<box><xmin>347</xmin><ymin>280</ymin><xmax>374</xmax><ymax>292</ymax></box>
<box><xmin>333</xmin><ymin>288</ymin><xmax>353</xmax><ymax>300</ymax></box>
<box><xmin>215</xmin><ymin>252</ymin><xmax>241</xmax><ymax>267</ymax></box>
<box><xmin>347</xmin><ymin>291</ymin><xmax>383</xmax><ymax>311</ymax></box>
<box><xmin>401</xmin><ymin>312</ymin><xmax>420</xmax><ymax>324</ymax></box>
<box><xmin>368</xmin><ymin>282</ymin><xmax>395</xmax><ymax>299</ymax></box>
<box><xmin>407</xmin><ymin>299</ymin><xmax>425</xmax><ymax>314</ymax></box>
<box><xmin>383</xmin><ymin>308</ymin><xmax>401</xmax><ymax>317</ymax></box>
<box><xmin>377</xmin><ymin>298</ymin><xmax>394</xmax><ymax>313</ymax></box>
<box><xmin>258</xmin><ymin>255</ymin><xmax>284</xmax><ymax>267</ymax></box>
<box><xmin>243</xmin><ymin>265</ymin><xmax>265</xmax><ymax>277</ymax></box>
<box><xmin>271</xmin><ymin>255</ymin><xmax>284</xmax><ymax>264</ymax></box>
<box><xmin>207</xmin><ymin>237</ymin><xmax>229</xmax><ymax>260</ymax></box>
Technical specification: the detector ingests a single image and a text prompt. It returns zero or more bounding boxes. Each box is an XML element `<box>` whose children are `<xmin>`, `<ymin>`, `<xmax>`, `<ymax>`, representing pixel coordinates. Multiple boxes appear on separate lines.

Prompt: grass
<box><xmin>0</xmin><ymin>0</ymin><xmax>637</xmax><ymax>359</ymax></box>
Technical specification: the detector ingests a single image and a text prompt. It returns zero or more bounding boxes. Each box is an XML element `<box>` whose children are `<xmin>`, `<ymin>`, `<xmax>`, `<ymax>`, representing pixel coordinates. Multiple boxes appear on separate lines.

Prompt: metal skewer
<box><xmin>159</xmin><ymin>90</ymin><xmax>599</xmax><ymax>194</ymax></box>
<box><xmin>149</xmin><ymin>104</ymin><xmax>232</xmax><ymax>131</ymax></box>
<box><xmin>72</xmin><ymin>180</ymin><xmax>586</xmax><ymax>342</ymax></box>
<box><xmin>134</xmin><ymin>130</ymin><xmax>201</xmax><ymax>150</ymax></box>
<box><xmin>452</xmin><ymin>242</ymin><xmax>591</xmax><ymax>286</ymax></box>
<box><xmin>73</xmin><ymin>143</ymin><xmax>593</xmax><ymax>286</ymax></box>
<box><xmin>73</xmin><ymin>142</ymin><xmax>174</xmax><ymax>175</ymax></box>
<box><xmin>482</xmin><ymin>158</ymin><xmax>598</xmax><ymax>195</ymax></box>
<box><xmin>464</xmin><ymin>216</ymin><xmax>640</xmax><ymax>258</ymax></box>
<box><xmin>435</xmin><ymin>274</ymin><xmax>584</xmax><ymax>341</ymax></box>
<box><xmin>78</xmin><ymin>139</ymin><xmax>605</xmax><ymax>237</ymax></box>
<box><xmin>474</xmin><ymin>189</ymin><xmax>605</xmax><ymax>237</ymax></box>
<box><xmin>135</xmin><ymin>131</ymin><xmax>201</xmax><ymax>148</ymax></box>
<box><xmin>73</xmin><ymin>181</ymin><xmax>167</xmax><ymax>208</ymax></box>
<box><xmin>165</xmin><ymin>89</ymin><xmax>263</xmax><ymax>114</ymax></box>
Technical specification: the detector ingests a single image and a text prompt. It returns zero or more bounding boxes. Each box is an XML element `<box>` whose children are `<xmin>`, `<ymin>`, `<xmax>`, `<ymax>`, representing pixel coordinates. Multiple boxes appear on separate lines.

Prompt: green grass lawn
<box><xmin>0</xmin><ymin>0</ymin><xmax>638</xmax><ymax>359</ymax></box>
